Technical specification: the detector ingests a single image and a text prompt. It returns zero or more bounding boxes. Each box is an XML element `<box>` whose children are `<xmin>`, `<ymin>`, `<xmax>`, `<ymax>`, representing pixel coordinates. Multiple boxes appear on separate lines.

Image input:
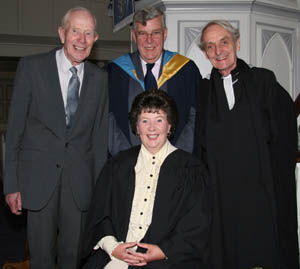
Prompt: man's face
<box><xmin>131</xmin><ymin>16</ymin><xmax>167</xmax><ymax>63</ymax></box>
<box><xmin>202</xmin><ymin>24</ymin><xmax>240</xmax><ymax>76</ymax></box>
<box><xmin>58</xmin><ymin>10</ymin><xmax>98</xmax><ymax>66</ymax></box>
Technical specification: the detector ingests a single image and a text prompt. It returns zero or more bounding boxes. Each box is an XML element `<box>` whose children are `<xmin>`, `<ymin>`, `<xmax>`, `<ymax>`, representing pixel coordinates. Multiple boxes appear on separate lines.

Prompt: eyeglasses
<box><xmin>136</xmin><ymin>30</ymin><xmax>164</xmax><ymax>40</ymax></box>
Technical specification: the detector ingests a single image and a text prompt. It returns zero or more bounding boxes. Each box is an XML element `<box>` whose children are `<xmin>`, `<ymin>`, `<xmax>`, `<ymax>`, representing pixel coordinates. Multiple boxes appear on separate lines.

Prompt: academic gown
<box><xmin>108</xmin><ymin>50</ymin><xmax>202</xmax><ymax>155</ymax></box>
<box><xmin>82</xmin><ymin>146</ymin><xmax>210</xmax><ymax>269</ymax></box>
<box><xmin>194</xmin><ymin>58</ymin><xmax>299</xmax><ymax>269</ymax></box>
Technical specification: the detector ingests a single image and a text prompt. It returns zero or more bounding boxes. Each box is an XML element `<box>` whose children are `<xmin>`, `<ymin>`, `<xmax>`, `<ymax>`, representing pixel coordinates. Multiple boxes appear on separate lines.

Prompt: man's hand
<box><xmin>5</xmin><ymin>192</ymin><xmax>22</xmax><ymax>215</ymax></box>
<box><xmin>133</xmin><ymin>242</ymin><xmax>166</xmax><ymax>263</ymax></box>
<box><xmin>112</xmin><ymin>242</ymin><xmax>147</xmax><ymax>266</ymax></box>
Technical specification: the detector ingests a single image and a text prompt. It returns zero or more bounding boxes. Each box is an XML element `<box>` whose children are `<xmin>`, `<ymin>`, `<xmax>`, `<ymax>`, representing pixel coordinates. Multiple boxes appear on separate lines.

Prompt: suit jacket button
<box><xmin>65</xmin><ymin>142</ymin><xmax>69</xmax><ymax>148</ymax></box>
<box><xmin>56</xmin><ymin>164</ymin><xmax>61</xmax><ymax>168</ymax></box>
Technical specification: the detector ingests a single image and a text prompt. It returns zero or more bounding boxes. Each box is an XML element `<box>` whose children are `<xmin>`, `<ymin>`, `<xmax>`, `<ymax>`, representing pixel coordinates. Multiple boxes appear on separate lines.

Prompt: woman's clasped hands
<box><xmin>112</xmin><ymin>242</ymin><xmax>166</xmax><ymax>267</ymax></box>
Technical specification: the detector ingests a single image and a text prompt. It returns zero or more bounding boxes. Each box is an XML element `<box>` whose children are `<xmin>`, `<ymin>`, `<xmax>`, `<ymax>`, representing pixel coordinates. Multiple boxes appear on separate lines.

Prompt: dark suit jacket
<box><xmin>83</xmin><ymin>146</ymin><xmax>210</xmax><ymax>268</ymax></box>
<box><xmin>3</xmin><ymin>48</ymin><xmax>108</xmax><ymax>211</ymax></box>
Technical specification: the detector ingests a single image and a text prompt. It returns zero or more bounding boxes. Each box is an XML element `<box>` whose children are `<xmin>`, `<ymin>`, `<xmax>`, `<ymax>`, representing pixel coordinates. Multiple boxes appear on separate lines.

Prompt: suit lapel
<box><xmin>39</xmin><ymin>49</ymin><xmax>67</xmax><ymax>139</ymax></box>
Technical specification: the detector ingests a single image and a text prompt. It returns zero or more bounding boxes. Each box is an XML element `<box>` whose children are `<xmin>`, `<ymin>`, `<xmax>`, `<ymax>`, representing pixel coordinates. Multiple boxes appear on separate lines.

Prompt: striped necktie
<box><xmin>66</xmin><ymin>66</ymin><xmax>80</xmax><ymax>128</ymax></box>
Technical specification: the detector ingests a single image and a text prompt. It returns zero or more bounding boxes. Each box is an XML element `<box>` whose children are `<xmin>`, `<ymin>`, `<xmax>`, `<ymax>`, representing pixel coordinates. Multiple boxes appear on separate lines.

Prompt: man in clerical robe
<box><xmin>194</xmin><ymin>20</ymin><xmax>299</xmax><ymax>269</ymax></box>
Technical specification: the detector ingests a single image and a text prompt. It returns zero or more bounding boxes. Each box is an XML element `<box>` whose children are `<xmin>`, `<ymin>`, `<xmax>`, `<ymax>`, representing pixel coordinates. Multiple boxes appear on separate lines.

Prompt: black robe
<box><xmin>194</xmin><ymin>58</ymin><xmax>299</xmax><ymax>269</ymax></box>
<box><xmin>82</xmin><ymin>146</ymin><xmax>210</xmax><ymax>268</ymax></box>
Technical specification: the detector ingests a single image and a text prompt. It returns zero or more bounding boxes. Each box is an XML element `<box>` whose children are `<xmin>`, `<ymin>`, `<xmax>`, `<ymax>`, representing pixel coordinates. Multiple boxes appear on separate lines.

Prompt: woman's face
<box><xmin>136</xmin><ymin>109</ymin><xmax>171</xmax><ymax>155</ymax></box>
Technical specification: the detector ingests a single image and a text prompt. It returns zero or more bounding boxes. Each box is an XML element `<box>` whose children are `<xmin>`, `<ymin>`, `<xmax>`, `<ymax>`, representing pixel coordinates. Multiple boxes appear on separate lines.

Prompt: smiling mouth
<box><xmin>74</xmin><ymin>46</ymin><xmax>86</xmax><ymax>51</ymax></box>
<box><xmin>216</xmin><ymin>54</ymin><xmax>228</xmax><ymax>61</ymax></box>
<box><xmin>147</xmin><ymin>134</ymin><xmax>158</xmax><ymax>139</ymax></box>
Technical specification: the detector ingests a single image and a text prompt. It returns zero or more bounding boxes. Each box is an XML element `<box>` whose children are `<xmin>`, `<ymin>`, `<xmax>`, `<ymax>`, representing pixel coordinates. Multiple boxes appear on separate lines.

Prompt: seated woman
<box><xmin>82</xmin><ymin>89</ymin><xmax>210</xmax><ymax>268</ymax></box>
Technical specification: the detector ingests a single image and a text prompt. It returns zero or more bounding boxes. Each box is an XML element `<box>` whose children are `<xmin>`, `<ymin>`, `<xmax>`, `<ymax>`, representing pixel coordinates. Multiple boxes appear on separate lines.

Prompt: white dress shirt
<box><xmin>222</xmin><ymin>74</ymin><xmax>235</xmax><ymax>110</ymax></box>
<box><xmin>55</xmin><ymin>48</ymin><xmax>84</xmax><ymax>111</ymax></box>
<box><xmin>141</xmin><ymin>54</ymin><xmax>162</xmax><ymax>82</ymax></box>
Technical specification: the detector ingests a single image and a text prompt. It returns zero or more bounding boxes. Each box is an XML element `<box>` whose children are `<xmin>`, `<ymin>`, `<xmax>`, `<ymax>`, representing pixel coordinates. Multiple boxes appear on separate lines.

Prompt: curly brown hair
<box><xmin>129</xmin><ymin>89</ymin><xmax>178</xmax><ymax>138</ymax></box>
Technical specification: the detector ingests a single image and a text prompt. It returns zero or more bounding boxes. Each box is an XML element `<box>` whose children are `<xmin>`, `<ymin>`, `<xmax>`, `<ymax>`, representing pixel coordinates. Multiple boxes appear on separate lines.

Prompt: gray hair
<box><xmin>199</xmin><ymin>20</ymin><xmax>240</xmax><ymax>51</ymax></box>
<box><xmin>61</xmin><ymin>6</ymin><xmax>97</xmax><ymax>30</ymax></box>
<box><xmin>133</xmin><ymin>7</ymin><xmax>165</xmax><ymax>30</ymax></box>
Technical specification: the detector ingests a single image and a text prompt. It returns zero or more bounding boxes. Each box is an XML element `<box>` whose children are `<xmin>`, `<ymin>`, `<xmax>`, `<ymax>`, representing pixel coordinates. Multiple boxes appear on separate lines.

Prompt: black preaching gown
<box><xmin>194</xmin><ymin>58</ymin><xmax>299</xmax><ymax>269</ymax></box>
<box><xmin>208</xmin><ymin>71</ymin><xmax>278</xmax><ymax>268</ymax></box>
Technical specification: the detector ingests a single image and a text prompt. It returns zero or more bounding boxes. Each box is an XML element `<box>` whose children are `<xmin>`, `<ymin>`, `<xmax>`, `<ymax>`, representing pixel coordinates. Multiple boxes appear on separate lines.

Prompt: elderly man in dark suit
<box><xmin>3</xmin><ymin>6</ymin><xmax>108</xmax><ymax>269</ymax></box>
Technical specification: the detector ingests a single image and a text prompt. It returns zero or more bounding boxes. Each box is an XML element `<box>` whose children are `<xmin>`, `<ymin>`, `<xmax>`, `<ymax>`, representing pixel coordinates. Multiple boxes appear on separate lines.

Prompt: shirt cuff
<box><xmin>97</xmin><ymin>236</ymin><xmax>123</xmax><ymax>260</ymax></box>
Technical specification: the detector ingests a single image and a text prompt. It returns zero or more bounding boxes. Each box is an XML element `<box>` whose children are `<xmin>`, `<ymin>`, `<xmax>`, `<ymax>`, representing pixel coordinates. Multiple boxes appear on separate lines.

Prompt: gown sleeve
<box><xmin>158</xmin><ymin>160</ymin><xmax>211</xmax><ymax>266</ymax></box>
<box><xmin>82</xmin><ymin>159</ymin><xmax>115</xmax><ymax>260</ymax></box>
